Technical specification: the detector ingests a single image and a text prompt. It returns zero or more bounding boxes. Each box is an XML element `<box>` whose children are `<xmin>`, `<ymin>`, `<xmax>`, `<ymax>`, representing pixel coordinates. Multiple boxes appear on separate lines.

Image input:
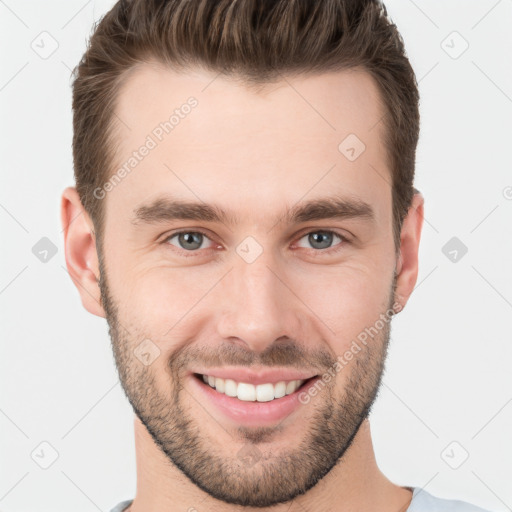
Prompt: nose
<box><xmin>215</xmin><ymin>250</ymin><xmax>301</xmax><ymax>353</ymax></box>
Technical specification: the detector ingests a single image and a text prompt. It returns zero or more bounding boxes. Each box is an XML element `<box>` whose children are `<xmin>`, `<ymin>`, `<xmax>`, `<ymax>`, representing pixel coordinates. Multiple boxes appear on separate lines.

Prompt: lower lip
<box><xmin>189</xmin><ymin>374</ymin><xmax>320</xmax><ymax>426</ymax></box>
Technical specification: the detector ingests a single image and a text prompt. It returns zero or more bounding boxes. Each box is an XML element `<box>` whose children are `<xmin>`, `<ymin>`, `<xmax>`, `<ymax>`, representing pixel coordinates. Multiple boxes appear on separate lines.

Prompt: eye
<box><xmin>295</xmin><ymin>230</ymin><xmax>346</xmax><ymax>252</ymax></box>
<box><xmin>164</xmin><ymin>230</ymin><xmax>214</xmax><ymax>251</ymax></box>
<box><xmin>161</xmin><ymin>229</ymin><xmax>348</xmax><ymax>257</ymax></box>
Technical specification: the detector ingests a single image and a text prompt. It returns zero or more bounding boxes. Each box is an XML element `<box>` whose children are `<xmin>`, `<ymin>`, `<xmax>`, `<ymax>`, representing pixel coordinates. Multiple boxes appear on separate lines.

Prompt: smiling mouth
<box><xmin>193</xmin><ymin>373</ymin><xmax>316</xmax><ymax>403</ymax></box>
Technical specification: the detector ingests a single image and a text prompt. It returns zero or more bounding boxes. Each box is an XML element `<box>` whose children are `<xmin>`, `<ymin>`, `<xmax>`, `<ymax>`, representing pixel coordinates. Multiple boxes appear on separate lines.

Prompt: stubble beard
<box><xmin>98</xmin><ymin>251</ymin><xmax>397</xmax><ymax>507</ymax></box>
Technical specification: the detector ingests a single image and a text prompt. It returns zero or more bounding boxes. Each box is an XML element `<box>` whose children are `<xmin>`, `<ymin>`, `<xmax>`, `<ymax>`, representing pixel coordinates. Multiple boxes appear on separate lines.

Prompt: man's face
<box><xmin>98</xmin><ymin>64</ymin><xmax>400</xmax><ymax>506</ymax></box>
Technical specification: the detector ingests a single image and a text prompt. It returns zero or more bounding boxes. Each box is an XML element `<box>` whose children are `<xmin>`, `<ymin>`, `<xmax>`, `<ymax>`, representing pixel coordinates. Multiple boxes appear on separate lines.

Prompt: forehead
<box><xmin>108</xmin><ymin>62</ymin><xmax>390</xmax><ymax>226</ymax></box>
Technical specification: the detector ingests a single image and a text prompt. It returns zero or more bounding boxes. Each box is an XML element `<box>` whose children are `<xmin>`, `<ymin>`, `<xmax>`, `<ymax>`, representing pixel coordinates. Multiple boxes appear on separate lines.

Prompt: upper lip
<box><xmin>191</xmin><ymin>367</ymin><xmax>318</xmax><ymax>385</ymax></box>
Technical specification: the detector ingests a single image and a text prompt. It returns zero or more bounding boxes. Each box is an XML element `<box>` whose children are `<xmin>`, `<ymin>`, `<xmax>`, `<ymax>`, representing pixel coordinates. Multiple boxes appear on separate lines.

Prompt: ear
<box><xmin>394</xmin><ymin>192</ymin><xmax>424</xmax><ymax>312</ymax></box>
<box><xmin>60</xmin><ymin>187</ymin><xmax>105</xmax><ymax>318</ymax></box>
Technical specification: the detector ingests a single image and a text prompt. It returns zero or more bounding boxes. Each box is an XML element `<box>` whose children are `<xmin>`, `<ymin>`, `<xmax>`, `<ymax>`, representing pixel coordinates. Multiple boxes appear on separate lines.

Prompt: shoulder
<box><xmin>407</xmin><ymin>487</ymin><xmax>493</xmax><ymax>512</ymax></box>
<box><xmin>110</xmin><ymin>500</ymin><xmax>133</xmax><ymax>512</ymax></box>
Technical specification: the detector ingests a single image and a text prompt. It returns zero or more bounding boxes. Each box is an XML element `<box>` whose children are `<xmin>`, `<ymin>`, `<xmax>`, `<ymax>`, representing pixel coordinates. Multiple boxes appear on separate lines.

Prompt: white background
<box><xmin>1</xmin><ymin>1</ymin><xmax>511</xmax><ymax>511</ymax></box>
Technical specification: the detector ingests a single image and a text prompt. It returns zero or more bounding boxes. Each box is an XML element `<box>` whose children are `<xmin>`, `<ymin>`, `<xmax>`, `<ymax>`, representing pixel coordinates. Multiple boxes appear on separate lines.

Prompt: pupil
<box><xmin>310</xmin><ymin>232</ymin><xmax>332</xmax><ymax>249</ymax></box>
<box><xmin>179</xmin><ymin>232</ymin><xmax>202</xmax><ymax>250</ymax></box>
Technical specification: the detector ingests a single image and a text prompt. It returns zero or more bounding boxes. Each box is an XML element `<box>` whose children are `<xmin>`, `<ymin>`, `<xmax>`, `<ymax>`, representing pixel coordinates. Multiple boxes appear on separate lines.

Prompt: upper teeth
<box><xmin>202</xmin><ymin>374</ymin><xmax>306</xmax><ymax>402</ymax></box>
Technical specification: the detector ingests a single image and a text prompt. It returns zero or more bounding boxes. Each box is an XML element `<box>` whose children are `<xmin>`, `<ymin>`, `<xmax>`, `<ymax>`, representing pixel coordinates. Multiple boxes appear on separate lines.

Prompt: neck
<box><xmin>127</xmin><ymin>417</ymin><xmax>412</xmax><ymax>512</ymax></box>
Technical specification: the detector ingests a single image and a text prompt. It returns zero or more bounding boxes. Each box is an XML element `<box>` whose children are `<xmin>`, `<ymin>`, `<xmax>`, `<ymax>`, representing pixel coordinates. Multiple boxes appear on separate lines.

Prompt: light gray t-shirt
<box><xmin>406</xmin><ymin>487</ymin><xmax>491</xmax><ymax>511</ymax></box>
<box><xmin>110</xmin><ymin>487</ymin><xmax>493</xmax><ymax>511</ymax></box>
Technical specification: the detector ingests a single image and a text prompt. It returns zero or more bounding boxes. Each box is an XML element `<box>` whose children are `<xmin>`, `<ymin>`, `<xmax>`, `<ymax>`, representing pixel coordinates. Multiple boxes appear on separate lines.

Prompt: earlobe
<box><xmin>393</xmin><ymin>192</ymin><xmax>425</xmax><ymax>311</ymax></box>
<box><xmin>60</xmin><ymin>187</ymin><xmax>106</xmax><ymax>318</ymax></box>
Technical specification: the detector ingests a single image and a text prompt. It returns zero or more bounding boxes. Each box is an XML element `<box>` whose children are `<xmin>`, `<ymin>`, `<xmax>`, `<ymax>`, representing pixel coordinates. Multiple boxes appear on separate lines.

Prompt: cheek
<box><xmin>110</xmin><ymin>241</ymin><xmax>394</xmax><ymax>357</ymax></box>
<box><xmin>117</xmin><ymin>266</ymin><xmax>214</xmax><ymax>339</ymax></box>
<box><xmin>291</xmin><ymin>264</ymin><xmax>393</xmax><ymax>350</ymax></box>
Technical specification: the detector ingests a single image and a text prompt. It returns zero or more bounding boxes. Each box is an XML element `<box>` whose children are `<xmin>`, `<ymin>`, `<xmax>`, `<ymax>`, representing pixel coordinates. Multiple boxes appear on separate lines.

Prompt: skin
<box><xmin>61</xmin><ymin>62</ymin><xmax>424</xmax><ymax>512</ymax></box>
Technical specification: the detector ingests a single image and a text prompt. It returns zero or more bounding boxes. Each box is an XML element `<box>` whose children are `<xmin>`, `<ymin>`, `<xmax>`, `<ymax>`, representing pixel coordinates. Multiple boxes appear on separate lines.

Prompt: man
<box><xmin>60</xmin><ymin>0</ymin><xmax>492</xmax><ymax>511</ymax></box>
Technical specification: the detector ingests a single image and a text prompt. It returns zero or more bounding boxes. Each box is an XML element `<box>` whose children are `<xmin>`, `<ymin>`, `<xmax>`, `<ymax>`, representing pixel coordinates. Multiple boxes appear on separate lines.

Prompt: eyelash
<box><xmin>161</xmin><ymin>229</ymin><xmax>350</xmax><ymax>257</ymax></box>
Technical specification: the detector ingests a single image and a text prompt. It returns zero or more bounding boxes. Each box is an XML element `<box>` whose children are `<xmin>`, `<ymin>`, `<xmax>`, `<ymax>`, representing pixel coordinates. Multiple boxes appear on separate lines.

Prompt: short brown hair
<box><xmin>72</xmin><ymin>0</ymin><xmax>420</xmax><ymax>252</ymax></box>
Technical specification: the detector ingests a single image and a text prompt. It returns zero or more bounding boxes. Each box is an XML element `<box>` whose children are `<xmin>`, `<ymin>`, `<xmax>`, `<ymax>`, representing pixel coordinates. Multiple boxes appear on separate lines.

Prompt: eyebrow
<box><xmin>131</xmin><ymin>195</ymin><xmax>375</xmax><ymax>227</ymax></box>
